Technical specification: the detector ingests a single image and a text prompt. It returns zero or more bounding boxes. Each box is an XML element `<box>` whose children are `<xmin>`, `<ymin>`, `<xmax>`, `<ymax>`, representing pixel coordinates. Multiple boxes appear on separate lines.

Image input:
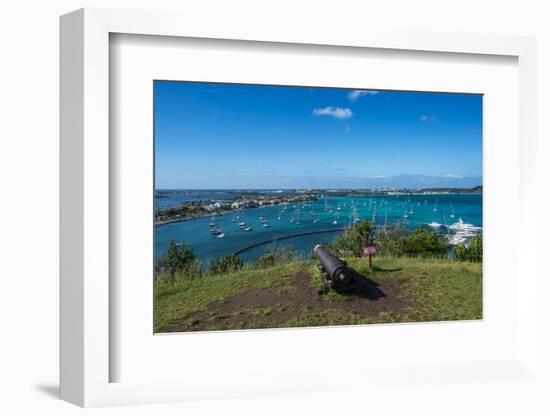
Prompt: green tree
<box><xmin>156</xmin><ymin>241</ymin><xmax>200</xmax><ymax>281</ymax></box>
<box><xmin>378</xmin><ymin>227</ymin><xmax>449</xmax><ymax>258</ymax></box>
<box><xmin>378</xmin><ymin>227</ymin><xmax>408</xmax><ymax>256</ymax></box>
<box><xmin>401</xmin><ymin>227</ymin><xmax>449</xmax><ymax>257</ymax></box>
<box><xmin>329</xmin><ymin>220</ymin><xmax>376</xmax><ymax>257</ymax></box>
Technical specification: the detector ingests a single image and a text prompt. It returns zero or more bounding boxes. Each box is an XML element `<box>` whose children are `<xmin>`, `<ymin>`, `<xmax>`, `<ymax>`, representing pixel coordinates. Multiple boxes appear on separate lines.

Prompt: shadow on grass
<box><xmin>371</xmin><ymin>265</ymin><xmax>403</xmax><ymax>273</ymax></box>
<box><xmin>335</xmin><ymin>269</ymin><xmax>387</xmax><ymax>301</ymax></box>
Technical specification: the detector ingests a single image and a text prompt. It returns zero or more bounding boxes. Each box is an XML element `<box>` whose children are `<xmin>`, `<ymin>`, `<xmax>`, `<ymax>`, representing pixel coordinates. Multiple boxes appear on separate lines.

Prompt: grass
<box><xmin>155</xmin><ymin>262</ymin><xmax>308</xmax><ymax>331</ymax></box>
<box><xmin>154</xmin><ymin>256</ymin><xmax>482</xmax><ymax>333</ymax></box>
<box><xmin>349</xmin><ymin>256</ymin><xmax>482</xmax><ymax>322</ymax></box>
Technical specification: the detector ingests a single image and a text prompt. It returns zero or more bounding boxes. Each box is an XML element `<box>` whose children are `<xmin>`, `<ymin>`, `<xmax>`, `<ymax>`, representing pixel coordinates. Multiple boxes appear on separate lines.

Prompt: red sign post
<box><xmin>363</xmin><ymin>245</ymin><xmax>377</xmax><ymax>269</ymax></box>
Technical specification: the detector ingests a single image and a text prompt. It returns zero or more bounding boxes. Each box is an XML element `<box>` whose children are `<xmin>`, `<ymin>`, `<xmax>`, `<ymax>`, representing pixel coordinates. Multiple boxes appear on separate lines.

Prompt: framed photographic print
<box><xmin>152</xmin><ymin>81</ymin><xmax>484</xmax><ymax>334</ymax></box>
<box><xmin>60</xmin><ymin>8</ymin><xmax>539</xmax><ymax>408</ymax></box>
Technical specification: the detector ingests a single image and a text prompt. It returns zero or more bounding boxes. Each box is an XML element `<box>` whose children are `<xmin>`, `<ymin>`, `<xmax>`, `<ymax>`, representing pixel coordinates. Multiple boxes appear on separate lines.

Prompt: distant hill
<box><xmin>162</xmin><ymin>175</ymin><xmax>483</xmax><ymax>190</ymax></box>
<box><xmin>416</xmin><ymin>185</ymin><xmax>482</xmax><ymax>194</ymax></box>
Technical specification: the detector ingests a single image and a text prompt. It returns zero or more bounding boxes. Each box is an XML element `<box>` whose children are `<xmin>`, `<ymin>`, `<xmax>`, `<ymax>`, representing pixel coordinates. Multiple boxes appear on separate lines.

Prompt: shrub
<box><xmin>454</xmin><ymin>235</ymin><xmax>483</xmax><ymax>262</ymax></box>
<box><xmin>256</xmin><ymin>253</ymin><xmax>276</xmax><ymax>268</ymax></box>
<box><xmin>377</xmin><ymin>227</ymin><xmax>408</xmax><ymax>256</ymax></box>
<box><xmin>157</xmin><ymin>241</ymin><xmax>199</xmax><ymax>275</ymax></box>
<box><xmin>156</xmin><ymin>241</ymin><xmax>200</xmax><ymax>283</ymax></box>
<box><xmin>378</xmin><ymin>226</ymin><xmax>449</xmax><ymax>258</ymax></box>
<box><xmin>256</xmin><ymin>245</ymin><xmax>296</xmax><ymax>268</ymax></box>
<box><xmin>328</xmin><ymin>220</ymin><xmax>376</xmax><ymax>257</ymax></box>
<box><xmin>402</xmin><ymin>227</ymin><xmax>449</xmax><ymax>257</ymax></box>
<box><xmin>207</xmin><ymin>253</ymin><xmax>245</xmax><ymax>275</ymax></box>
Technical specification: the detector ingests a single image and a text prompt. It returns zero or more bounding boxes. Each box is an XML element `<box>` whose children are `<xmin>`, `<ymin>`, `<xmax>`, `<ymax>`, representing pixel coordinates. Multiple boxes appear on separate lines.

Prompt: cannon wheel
<box><xmin>318</xmin><ymin>281</ymin><xmax>333</xmax><ymax>295</ymax></box>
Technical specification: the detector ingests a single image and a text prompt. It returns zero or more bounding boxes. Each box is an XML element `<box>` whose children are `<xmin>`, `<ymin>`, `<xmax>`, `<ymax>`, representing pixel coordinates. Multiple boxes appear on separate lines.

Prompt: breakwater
<box><xmin>233</xmin><ymin>228</ymin><xmax>346</xmax><ymax>255</ymax></box>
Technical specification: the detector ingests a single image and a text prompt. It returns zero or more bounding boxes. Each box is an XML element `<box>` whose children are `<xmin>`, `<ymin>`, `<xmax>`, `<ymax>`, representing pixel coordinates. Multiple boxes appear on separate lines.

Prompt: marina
<box><xmin>156</xmin><ymin>192</ymin><xmax>482</xmax><ymax>264</ymax></box>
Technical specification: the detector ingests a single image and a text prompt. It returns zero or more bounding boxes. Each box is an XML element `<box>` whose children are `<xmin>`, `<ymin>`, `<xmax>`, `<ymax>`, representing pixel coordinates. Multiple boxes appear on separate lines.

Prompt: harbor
<box><xmin>155</xmin><ymin>191</ymin><xmax>483</xmax><ymax>265</ymax></box>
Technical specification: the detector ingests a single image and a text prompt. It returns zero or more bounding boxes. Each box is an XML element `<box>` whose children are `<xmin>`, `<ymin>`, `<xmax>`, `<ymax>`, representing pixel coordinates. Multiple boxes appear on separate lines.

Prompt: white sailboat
<box><xmin>311</xmin><ymin>205</ymin><xmax>319</xmax><ymax>223</ymax></box>
<box><xmin>353</xmin><ymin>206</ymin><xmax>360</xmax><ymax>223</ymax></box>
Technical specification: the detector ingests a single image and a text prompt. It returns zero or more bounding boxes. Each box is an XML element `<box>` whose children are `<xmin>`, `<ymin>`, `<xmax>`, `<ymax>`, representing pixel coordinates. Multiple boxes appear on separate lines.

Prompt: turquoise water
<box><xmin>155</xmin><ymin>194</ymin><xmax>482</xmax><ymax>265</ymax></box>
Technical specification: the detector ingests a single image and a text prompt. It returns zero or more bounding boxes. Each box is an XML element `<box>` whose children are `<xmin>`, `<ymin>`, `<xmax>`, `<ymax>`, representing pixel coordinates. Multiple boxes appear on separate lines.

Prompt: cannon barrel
<box><xmin>313</xmin><ymin>245</ymin><xmax>353</xmax><ymax>289</ymax></box>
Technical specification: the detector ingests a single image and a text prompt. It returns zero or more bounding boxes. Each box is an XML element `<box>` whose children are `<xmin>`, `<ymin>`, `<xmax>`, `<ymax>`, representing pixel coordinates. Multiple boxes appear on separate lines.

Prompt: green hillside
<box><xmin>155</xmin><ymin>256</ymin><xmax>482</xmax><ymax>333</ymax></box>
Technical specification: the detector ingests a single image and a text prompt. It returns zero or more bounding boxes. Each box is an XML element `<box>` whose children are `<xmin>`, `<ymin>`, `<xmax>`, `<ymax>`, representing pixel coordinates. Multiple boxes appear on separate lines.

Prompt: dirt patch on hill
<box><xmin>162</xmin><ymin>270</ymin><xmax>415</xmax><ymax>332</ymax></box>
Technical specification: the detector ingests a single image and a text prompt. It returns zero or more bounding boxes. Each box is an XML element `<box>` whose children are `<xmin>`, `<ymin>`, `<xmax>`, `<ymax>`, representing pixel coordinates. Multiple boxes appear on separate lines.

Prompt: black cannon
<box><xmin>314</xmin><ymin>245</ymin><xmax>358</xmax><ymax>294</ymax></box>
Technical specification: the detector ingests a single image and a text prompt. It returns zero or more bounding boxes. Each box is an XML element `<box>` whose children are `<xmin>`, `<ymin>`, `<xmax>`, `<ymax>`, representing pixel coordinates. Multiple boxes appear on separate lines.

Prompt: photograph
<box><xmin>153</xmin><ymin>81</ymin><xmax>483</xmax><ymax>333</ymax></box>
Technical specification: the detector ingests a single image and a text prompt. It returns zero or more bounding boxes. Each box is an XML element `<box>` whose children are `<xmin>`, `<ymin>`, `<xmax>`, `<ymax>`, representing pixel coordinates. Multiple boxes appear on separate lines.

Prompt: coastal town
<box><xmin>155</xmin><ymin>192</ymin><xmax>319</xmax><ymax>224</ymax></box>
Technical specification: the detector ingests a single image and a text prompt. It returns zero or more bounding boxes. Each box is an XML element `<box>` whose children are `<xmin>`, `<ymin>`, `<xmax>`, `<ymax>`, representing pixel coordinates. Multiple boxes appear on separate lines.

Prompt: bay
<box><xmin>155</xmin><ymin>192</ymin><xmax>482</xmax><ymax>265</ymax></box>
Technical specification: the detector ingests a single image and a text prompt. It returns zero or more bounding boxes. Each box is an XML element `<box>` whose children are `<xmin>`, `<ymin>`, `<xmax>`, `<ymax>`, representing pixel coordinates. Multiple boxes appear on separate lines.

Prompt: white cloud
<box><xmin>441</xmin><ymin>174</ymin><xmax>463</xmax><ymax>178</ymax></box>
<box><xmin>312</xmin><ymin>107</ymin><xmax>353</xmax><ymax>119</ymax></box>
<box><xmin>419</xmin><ymin>114</ymin><xmax>438</xmax><ymax>122</ymax></box>
<box><xmin>347</xmin><ymin>90</ymin><xmax>379</xmax><ymax>102</ymax></box>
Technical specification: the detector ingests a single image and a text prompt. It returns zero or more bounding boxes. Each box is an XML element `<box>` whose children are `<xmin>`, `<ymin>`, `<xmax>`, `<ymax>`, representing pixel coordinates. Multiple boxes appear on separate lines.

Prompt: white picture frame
<box><xmin>60</xmin><ymin>8</ymin><xmax>538</xmax><ymax>408</ymax></box>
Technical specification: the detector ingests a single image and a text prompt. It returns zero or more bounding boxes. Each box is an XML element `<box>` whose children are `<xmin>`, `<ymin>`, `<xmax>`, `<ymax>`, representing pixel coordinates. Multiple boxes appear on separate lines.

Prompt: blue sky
<box><xmin>155</xmin><ymin>81</ymin><xmax>482</xmax><ymax>189</ymax></box>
